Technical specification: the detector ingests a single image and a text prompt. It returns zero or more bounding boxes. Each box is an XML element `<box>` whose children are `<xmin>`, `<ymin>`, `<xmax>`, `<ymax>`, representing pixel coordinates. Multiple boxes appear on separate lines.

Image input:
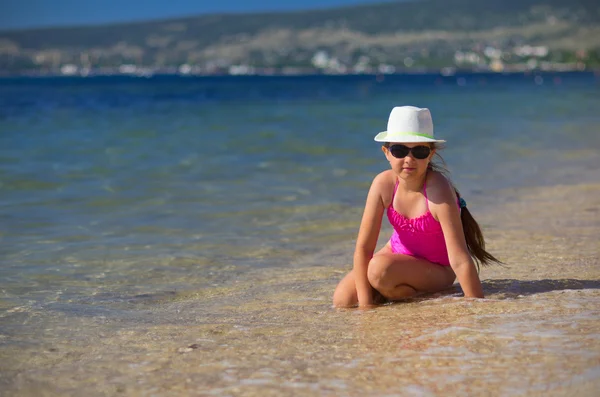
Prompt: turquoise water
<box><xmin>1</xmin><ymin>73</ymin><xmax>600</xmax><ymax>395</ymax></box>
<box><xmin>1</xmin><ymin>72</ymin><xmax>599</xmax><ymax>308</ymax></box>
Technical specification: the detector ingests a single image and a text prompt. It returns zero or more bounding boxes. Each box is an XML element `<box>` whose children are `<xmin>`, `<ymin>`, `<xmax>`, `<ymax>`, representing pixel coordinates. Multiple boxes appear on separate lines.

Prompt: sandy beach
<box><xmin>2</xmin><ymin>181</ymin><xmax>599</xmax><ymax>396</ymax></box>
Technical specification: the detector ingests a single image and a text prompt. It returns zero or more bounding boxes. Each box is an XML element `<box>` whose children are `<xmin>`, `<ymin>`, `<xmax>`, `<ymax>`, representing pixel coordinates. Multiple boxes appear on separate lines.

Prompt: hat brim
<box><xmin>374</xmin><ymin>131</ymin><xmax>446</xmax><ymax>143</ymax></box>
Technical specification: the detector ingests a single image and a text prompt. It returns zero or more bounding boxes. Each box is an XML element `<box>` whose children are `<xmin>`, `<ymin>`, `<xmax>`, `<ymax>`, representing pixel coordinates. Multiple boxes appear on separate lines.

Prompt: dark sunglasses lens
<box><xmin>389</xmin><ymin>145</ymin><xmax>431</xmax><ymax>159</ymax></box>
<box><xmin>411</xmin><ymin>146</ymin><xmax>431</xmax><ymax>159</ymax></box>
<box><xmin>390</xmin><ymin>145</ymin><xmax>410</xmax><ymax>158</ymax></box>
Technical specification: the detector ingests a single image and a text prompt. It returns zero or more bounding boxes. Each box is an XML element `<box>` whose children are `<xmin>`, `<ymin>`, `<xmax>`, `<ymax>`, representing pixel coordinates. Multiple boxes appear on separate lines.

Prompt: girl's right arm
<box><xmin>354</xmin><ymin>174</ymin><xmax>386</xmax><ymax>307</ymax></box>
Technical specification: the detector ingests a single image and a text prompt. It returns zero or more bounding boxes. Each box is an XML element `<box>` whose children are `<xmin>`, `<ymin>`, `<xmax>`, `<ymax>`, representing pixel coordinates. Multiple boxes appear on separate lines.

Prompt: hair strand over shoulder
<box><xmin>428</xmin><ymin>143</ymin><xmax>503</xmax><ymax>272</ymax></box>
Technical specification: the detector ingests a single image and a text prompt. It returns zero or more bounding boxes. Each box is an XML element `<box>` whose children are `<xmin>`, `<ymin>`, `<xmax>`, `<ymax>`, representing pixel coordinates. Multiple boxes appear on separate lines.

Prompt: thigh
<box><xmin>368</xmin><ymin>251</ymin><xmax>456</xmax><ymax>294</ymax></box>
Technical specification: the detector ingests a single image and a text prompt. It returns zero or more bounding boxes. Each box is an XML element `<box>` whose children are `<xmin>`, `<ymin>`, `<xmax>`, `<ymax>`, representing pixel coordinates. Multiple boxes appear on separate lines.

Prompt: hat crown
<box><xmin>373</xmin><ymin>105</ymin><xmax>445</xmax><ymax>143</ymax></box>
<box><xmin>387</xmin><ymin>106</ymin><xmax>433</xmax><ymax>136</ymax></box>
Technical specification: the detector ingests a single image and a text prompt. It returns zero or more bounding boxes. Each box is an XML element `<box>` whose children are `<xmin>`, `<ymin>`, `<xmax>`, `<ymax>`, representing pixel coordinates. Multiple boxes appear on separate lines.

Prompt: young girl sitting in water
<box><xmin>333</xmin><ymin>106</ymin><xmax>501</xmax><ymax>308</ymax></box>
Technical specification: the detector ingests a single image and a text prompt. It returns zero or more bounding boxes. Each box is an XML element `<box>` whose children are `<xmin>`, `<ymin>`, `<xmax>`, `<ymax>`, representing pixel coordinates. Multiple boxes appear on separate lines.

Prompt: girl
<box><xmin>333</xmin><ymin>106</ymin><xmax>501</xmax><ymax>308</ymax></box>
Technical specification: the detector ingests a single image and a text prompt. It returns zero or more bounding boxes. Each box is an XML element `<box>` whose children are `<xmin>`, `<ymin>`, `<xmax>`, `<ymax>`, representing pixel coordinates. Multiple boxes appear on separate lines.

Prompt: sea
<box><xmin>1</xmin><ymin>72</ymin><xmax>599</xmax><ymax>396</ymax></box>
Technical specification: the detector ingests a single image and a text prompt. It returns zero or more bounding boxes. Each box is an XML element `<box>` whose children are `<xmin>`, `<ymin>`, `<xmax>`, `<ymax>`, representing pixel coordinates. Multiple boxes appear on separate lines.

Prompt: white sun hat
<box><xmin>374</xmin><ymin>106</ymin><xmax>446</xmax><ymax>143</ymax></box>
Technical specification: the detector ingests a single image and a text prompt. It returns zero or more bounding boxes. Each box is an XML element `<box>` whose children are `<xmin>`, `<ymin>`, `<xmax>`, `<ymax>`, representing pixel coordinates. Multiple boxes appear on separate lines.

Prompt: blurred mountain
<box><xmin>1</xmin><ymin>0</ymin><xmax>599</xmax><ymax>74</ymax></box>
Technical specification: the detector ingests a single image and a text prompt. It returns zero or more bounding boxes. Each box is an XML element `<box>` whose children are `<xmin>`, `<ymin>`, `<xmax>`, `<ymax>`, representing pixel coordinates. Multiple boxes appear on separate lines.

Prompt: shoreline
<box><xmin>0</xmin><ymin>69</ymin><xmax>598</xmax><ymax>81</ymax></box>
<box><xmin>1</xmin><ymin>180</ymin><xmax>600</xmax><ymax>396</ymax></box>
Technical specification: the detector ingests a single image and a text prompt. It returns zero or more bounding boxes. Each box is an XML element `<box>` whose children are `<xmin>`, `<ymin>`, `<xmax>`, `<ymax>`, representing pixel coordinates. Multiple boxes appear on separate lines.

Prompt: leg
<box><xmin>332</xmin><ymin>270</ymin><xmax>358</xmax><ymax>308</ymax></box>
<box><xmin>367</xmin><ymin>246</ymin><xmax>456</xmax><ymax>301</ymax></box>
<box><xmin>332</xmin><ymin>245</ymin><xmax>392</xmax><ymax>308</ymax></box>
<box><xmin>332</xmin><ymin>270</ymin><xmax>387</xmax><ymax>308</ymax></box>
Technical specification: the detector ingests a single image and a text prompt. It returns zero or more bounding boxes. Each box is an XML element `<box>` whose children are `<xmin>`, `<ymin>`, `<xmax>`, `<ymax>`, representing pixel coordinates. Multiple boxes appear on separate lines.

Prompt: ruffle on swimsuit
<box><xmin>387</xmin><ymin>178</ymin><xmax>459</xmax><ymax>266</ymax></box>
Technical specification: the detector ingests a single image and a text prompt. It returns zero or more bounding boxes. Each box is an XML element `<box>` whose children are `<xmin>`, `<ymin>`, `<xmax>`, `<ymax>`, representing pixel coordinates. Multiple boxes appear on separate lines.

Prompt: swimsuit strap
<box><xmin>423</xmin><ymin>178</ymin><xmax>429</xmax><ymax>211</ymax></box>
<box><xmin>391</xmin><ymin>178</ymin><xmax>399</xmax><ymax>202</ymax></box>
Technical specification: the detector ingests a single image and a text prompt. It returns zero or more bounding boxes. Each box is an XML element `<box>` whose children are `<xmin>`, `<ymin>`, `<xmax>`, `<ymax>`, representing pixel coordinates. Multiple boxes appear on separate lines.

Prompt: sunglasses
<box><xmin>388</xmin><ymin>144</ymin><xmax>432</xmax><ymax>159</ymax></box>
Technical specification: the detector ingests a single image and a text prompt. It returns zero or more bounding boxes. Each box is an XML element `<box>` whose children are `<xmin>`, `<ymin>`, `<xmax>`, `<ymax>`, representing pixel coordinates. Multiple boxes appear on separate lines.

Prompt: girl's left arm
<box><xmin>429</xmin><ymin>176</ymin><xmax>484</xmax><ymax>298</ymax></box>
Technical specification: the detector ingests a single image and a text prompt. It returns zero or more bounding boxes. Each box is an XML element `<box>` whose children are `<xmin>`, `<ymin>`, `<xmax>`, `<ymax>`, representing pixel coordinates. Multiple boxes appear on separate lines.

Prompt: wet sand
<box><xmin>1</xmin><ymin>182</ymin><xmax>599</xmax><ymax>396</ymax></box>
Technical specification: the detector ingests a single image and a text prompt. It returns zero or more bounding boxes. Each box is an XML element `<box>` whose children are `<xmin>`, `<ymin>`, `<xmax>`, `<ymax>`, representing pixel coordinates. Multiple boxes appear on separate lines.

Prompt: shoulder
<box><xmin>367</xmin><ymin>170</ymin><xmax>396</xmax><ymax>206</ymax></box>
<box><xmin>426</xmin><ymin>171</ymin><xmax>457</xmax><ymax>205</ymax></box>
<box><xmin>372</xmin><ymin>169</ymin><xmax>395</xmax><ymax>187</ymax></box>
<box><xmin>370</xmin><ymin>170</ymin><xmax>396</xmax><ymax>195</ymax></box>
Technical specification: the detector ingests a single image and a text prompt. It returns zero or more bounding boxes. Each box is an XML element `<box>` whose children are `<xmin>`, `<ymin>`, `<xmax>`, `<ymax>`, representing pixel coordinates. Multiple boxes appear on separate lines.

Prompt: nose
<box><xmin>404</xmin><ymin>152</ymin><xmax>417</xmax><ymax>162</ymax></box>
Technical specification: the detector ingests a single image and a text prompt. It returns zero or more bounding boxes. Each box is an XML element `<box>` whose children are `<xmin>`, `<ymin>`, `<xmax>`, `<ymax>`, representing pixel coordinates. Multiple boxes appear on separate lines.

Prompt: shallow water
<box><xmin>1</xmin><ymin>73</ymin><xmax>600</xmax><ymax>396</ymax></box>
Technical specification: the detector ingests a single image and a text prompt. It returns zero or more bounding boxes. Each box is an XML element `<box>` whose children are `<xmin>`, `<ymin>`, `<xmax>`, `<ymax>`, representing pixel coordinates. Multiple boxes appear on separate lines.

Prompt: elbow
<box><xmin>448</xmin><ymin>254</ymin><xmax>474</xmax><ymax>273</ymax></box>
<box><xmin>353</xmin><ymin>248</ymin><xmax>373</xmax><ymax>264</ymax></box>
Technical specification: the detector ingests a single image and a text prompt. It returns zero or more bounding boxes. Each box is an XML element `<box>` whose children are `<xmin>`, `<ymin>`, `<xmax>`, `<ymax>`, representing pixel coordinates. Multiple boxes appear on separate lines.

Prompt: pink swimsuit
<box><xmin>387</xmin><ymin>179</ymin><xmax>455</xmax><ymax>266</ymax></box>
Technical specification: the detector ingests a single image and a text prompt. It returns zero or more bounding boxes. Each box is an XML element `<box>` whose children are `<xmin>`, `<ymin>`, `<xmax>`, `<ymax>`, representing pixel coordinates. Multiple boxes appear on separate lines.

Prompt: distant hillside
<box><xmin>1</xmin><ymin>0</ymin><xmax>599</xmax><ymax>74</ymax></box>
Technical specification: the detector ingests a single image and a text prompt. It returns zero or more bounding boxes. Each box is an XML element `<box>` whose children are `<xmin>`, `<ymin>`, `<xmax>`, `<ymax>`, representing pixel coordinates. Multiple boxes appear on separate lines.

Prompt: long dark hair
<box><xmin>429</xmin><ymin>143</ymin><xmax>503</xmax><ymax>270</ymax></box>
<box><xmin>385</xmin><ymin>142</ymin><xmax>503</xmax><ymax>270</ymax></box>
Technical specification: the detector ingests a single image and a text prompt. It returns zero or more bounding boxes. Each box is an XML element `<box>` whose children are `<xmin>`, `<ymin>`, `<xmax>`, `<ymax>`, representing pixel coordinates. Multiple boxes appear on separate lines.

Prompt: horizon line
<box><xmin>0</xmin><ymin>0</ymin><xmax>401</xmax><ymax>33</ymax></box>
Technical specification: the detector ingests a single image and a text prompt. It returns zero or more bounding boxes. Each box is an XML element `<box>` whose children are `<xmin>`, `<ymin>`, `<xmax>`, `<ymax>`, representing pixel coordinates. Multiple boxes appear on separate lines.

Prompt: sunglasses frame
<box><xmin>387</xmin><ymin>144</ymin><xmax>432</xmax><ymax>159</ymax></box>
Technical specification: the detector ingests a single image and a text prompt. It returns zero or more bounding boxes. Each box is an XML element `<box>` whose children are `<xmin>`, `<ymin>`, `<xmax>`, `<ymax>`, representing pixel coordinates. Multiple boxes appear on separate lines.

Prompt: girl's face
<box><xmin>383</xmin><ymin>142</ymin><xmax>435</xmax><ymax>178</ymax></box>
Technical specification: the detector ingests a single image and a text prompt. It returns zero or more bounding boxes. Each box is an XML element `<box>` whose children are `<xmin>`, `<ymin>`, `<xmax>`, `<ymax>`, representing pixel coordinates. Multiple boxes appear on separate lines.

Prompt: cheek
<box><xmin>393</xmin><ymin>159</ymin><xmax>408</xmax><ymax>169</ymax></box>
<box><xmin>386</xmin><ymin>152</ymin><xmax>399</xmax><ymax>163</ymax></box>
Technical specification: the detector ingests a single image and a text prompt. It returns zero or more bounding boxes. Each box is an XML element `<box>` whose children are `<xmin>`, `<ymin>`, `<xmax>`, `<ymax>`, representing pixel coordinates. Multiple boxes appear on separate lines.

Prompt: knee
<box><xmin>367</xmin><ymin>256</ymin><xmax>392</xmax><ymax>292</ymax></box>
<box><xmin>332</xmin><ymin>278</ymin><xmax>357</xmax><ymax>308</ymax></box>
<box><xmin>332</xmin><ymin>288</ymin><xmax>355</xmax><ymax>308</ymax></box>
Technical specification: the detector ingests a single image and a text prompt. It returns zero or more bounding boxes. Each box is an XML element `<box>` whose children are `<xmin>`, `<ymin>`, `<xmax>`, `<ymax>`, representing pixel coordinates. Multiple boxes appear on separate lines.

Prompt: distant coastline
<box><xmin>1</xmin><ymin>0</ymin><xmax>598</xmax><ymax>78</ymax></box>
<box><xmin>0</xmin><ymin>63</ymin><xmax>597</xmax><ymax>80</ymax></box>
<box><xmin>1</xmin><ymin>70</ymin><xmax>597</xmax><ymax>84</ymax></box>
